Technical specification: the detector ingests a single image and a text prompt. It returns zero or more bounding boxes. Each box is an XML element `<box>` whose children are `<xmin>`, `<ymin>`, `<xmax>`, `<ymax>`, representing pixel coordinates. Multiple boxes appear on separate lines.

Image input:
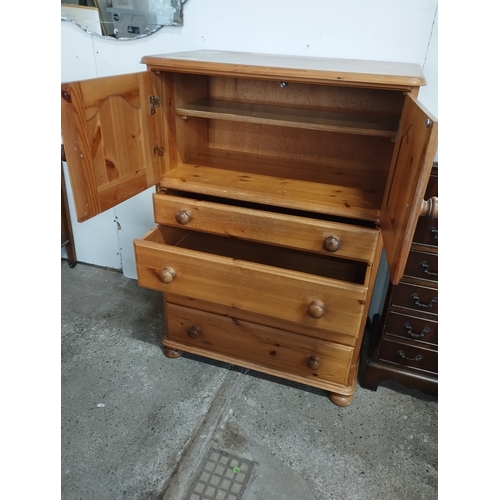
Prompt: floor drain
<box><xmin>186</xmin><ymin>448</ymin><xmax>255</xmax><ymax>500</ymax></box>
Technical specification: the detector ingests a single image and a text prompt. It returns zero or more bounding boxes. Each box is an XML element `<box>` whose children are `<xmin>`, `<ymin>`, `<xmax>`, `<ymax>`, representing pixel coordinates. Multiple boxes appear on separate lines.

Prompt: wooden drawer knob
<box><xmin>308</xmin><ymin>300</ymin><xmax>325</xmax><ymax>319</ymax></box>
<box><xmin>323</xmin><ymin>235</ymin><xmax>340</xmax><ymax>252</ymax></box>
<box><xmin>187</xmin><ymin>325</ymin><xmax>201</xmax><ymax>339</ymax></box>
<box><xmin>307</xmin><ymin>355</ymin><xmax>320</xmax><ymax>370</ymax></box>
<box><xmin>175</xmin><ymin>210</ymin><xmax>191</xmax><ymax>225</ymax></box>
<box><xmin>158</xmin><ymin>267</ymin><xmax>176</xmax><ymax>283</ymax></box>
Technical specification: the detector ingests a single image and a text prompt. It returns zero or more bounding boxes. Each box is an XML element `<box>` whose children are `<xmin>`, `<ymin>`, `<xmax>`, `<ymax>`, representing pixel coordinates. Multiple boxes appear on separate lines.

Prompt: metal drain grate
<box><xmin>186</xmin><ymin>448</ymin><xmax>255</xmax><ymax>500</ymax></box>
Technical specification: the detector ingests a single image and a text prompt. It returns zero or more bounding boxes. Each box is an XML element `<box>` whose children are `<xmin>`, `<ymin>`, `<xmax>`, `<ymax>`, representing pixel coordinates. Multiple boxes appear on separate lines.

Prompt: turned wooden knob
<box><xmin>323</xmin><ymin>235</ymin><xmax>340</xmax><ymax>252</ymax></box>
<box><xmin>175</xmin><ymin>210</ymin><xmax>191</xmax><ymax>225</ymax></box>
<box><xmin>307</xmin><ymin>355</ymin><xmax>320</xmax><ymax>370</ymax></box>
<box><xmin>308</xmin><ymin>300</ymin><xmax>325</xmax><ymax>319</ymax></box>
<box><xmin>187</xmin><ymin>325</ymin><xmax>201</xmax><ymax>339</ymax></box>
<box><xmin>420</xmin><ymin>196</ymin><xmax>438</xmax><ymax>218</ymax></box>
<box><xmin>158</xmin><ymin>267</ymin><xmax>176</xmax><ymax>283</ymax></box>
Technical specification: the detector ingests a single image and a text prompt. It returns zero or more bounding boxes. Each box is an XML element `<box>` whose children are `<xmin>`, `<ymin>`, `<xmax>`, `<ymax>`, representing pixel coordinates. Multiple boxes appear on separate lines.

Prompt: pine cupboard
<box><xmin>61</xmin><ymin>50</ymin><xmax>438</xmax><ymax>406</ymax></box>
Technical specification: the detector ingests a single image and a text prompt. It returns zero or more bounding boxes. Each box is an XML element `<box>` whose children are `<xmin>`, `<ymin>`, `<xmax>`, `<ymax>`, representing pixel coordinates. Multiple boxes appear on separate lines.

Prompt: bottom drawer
<box><xmin>379</xmin><ymin>338</ymin><xmax>437</xmax><ymax>374</ymax></box>
<box><xmin>165</xmin><ymin>303</ymin><xmax>354</xmax><ymax>389</ymax></box>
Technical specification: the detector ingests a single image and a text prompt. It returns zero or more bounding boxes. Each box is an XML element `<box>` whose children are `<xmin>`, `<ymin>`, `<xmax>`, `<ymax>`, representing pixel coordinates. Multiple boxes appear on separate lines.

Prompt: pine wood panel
<box><xmin>142</xmin><ymin>50</ymin><xmax>426</xmax><ymax>89</ymax></box>
<box><xmin>176</xmin><ymin>98</ymin><xmax>399</xmax><ymax>138</ymax></box>
<box><xmin>194</xmin><ymin>147</ymin><xmax>389</xmax><ymax>182</ymax></box>
<box><xmin>61</xmin><ymin>72</ymin><xmax>159</xmax><ymax>221</ymax></box>
<box><xmin>165</xmin><ymin>303</ymin><xmax>354</xmax><ymax>388</ymax></box>
<box><xmin>138</xmin><ymin>226</ymin><xmax>368</xmax><ymax>283</ymax></box>
<box><xmin>172</xmin><ymin>73</ymin><xmax>209</xmax><ymax>164</ymax></box>
<box><xmin>163</xmin><ymin>293</ymin><xmax>358</xmax><ymax>347</ymax></box>
<box><xmin>153</xmin><ymin>193</ymin><xmax>379</xmax><ymax>262</ymax></box>
<box><xmin>134</xmin><ymin>226</ymin><xmax>368</xmax><ymax>337</ymax></box>
<box><xmin>380</xmin><ymin>94</ymin><xmax>438</xmax><ymax>284</ymax></box>
<box><xmin>208</xmin><ymin>77</ymin><xmax>406</xmax><ymax>115</ymax></box>
<box><xmin>160</xmin><ymin>154</ymin><xmax>385</xmax><ymax>222</ymax></box>
<box><xmin>210</xmin><ymin>118</ymin><xmax>392</xmax><ymax>164</ymax></box>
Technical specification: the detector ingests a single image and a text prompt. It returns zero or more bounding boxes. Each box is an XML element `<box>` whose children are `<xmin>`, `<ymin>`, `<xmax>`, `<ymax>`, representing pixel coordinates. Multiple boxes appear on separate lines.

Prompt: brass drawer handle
<box><xmin>187</xmin><ymin>325</ymin><xmax>201</xmax><ymax>339</ymax></box>
<box><xmin>397</xmin><ymin>350</ymin><xmax>423</xmax><ymax>362</ymax></box>
<box><xmin>307</xmin><ymin>355</ymin><xmax>320</xmax><ymax>371</ymax></box>
<box><xmin>175</xmin><ymin>210</ymin><xmax>191</xmax><ymax>225</ymax></box>
<box><xmin>411</xmin><ymin>293</ymin><xmax>437</xmax><ymax>309</ymax></box>
<box><xmin>158</xmin><ymin>267</ymin><xmax>176</xmax><ymax>284</ymax></box>
<box><xmin>429</xmin><ymin>227</ymin><xmax>438</xmax><ymax>240</ymax></box>
<box><xmin>404</xmin><ymin>322</ymin><xmax>430</xmax><ymax>339</ymax></box>
<box><xmin>308</xmin><ymin>300</ymin><xmax>325</xmax><ymax>319</ymax></box>
<box><xmin>323</xmin><ymin>235</ymin><xmax>340</xmax><ymax>252</ymax></box>
<box><xmin>420</xmin><ymin>261</ymin><xmax>438</xmax><ymax>277</ymax></box>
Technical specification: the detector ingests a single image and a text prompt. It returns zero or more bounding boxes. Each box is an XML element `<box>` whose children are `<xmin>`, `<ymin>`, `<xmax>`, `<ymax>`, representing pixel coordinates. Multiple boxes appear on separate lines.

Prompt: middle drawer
<box><xmin>134</xmin><ymin>225</ymin><xmax>368</xmax><ymax>338</ymax></box>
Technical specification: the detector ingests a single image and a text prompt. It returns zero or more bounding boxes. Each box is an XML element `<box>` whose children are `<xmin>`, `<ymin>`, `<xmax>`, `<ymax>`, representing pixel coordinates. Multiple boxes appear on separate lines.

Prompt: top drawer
<box><xmin>153</xmin><ymin>193</ymin><xmax>379</xmax><ymax>263</ymax></box>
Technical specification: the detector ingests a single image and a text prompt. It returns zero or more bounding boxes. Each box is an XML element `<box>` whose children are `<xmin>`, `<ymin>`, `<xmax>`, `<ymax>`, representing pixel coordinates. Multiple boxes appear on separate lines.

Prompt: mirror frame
<box><xmin>61</xmin><ymin>1</ymin><xmax>186</xmax><ymax>41</ymax></box>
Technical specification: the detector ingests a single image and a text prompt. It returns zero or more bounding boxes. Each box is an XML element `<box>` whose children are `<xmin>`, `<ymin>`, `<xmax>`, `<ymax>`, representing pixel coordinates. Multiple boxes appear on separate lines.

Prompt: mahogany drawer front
<box><xmin>391</xmin><ymin>283</ymin><xmax>438</xmax><ymax>316</ymax></box>
<box><xmin>424</xmin><ymin>172</ymin><xmax>438</xmax><ymax>199</ymax></box>
<box><xmin>384</xmin><ymin>311</ymin><xmax>438</xmax><ymax>346</ymax></box>
<box><xmin>413</xmin><ymin>171</ymin><xmax>438</xmax><ymax>247</ymax></box>
<box><xmin>134</xmin><ymin>226</ymin><xmax>368</xmax><ymax>338</ymax></box>
<box><xmin>379</xmin><ymin>338</ymin><xmax>437</xmax><ymax>374</ymax></box>
<box><xmin>403</xmin><ymin>250</ymin><xmax>438</xmax><ymax>282</ymax></box>
<box><xmin>153</xmin><ymin>193</ymin><xmax>379</xmax><ymax>262</ymax></box>
<box><xmin>165</xmin><ymin>303</ymin><xmax>354</xmax><ymax>388</ymax></box>
<box><xmin>413</xmin><ymin>217</ymin><xmax>438</xmax><ymax>248</ymax></box>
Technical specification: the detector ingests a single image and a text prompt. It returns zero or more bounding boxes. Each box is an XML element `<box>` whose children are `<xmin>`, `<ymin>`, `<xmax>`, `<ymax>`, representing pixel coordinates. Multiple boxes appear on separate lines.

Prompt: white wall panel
<box><xmin>114</xmin><ymin>188</ymin><xmax>156</xmax><ymax>280</ymax></box>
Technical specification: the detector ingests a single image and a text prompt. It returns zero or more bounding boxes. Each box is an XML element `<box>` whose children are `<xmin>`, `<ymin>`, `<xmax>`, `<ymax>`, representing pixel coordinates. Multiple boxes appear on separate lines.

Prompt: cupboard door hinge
<box><xmin>149</xmin><ymin>95</ymin><xmax>160</xmax><ymax>114</ymax></box>
<box><xmin>153</xmin><ymin>146</ymin><xmax>164</xmax><ymax>157</ymax></box>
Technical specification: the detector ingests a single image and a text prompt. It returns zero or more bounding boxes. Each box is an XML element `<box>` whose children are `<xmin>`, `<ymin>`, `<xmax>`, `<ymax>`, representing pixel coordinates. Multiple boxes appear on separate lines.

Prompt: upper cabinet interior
<box><xmin>142</xmin><ymin>50</ymin><xmax>434</xmax><ymax>225</ymax></box>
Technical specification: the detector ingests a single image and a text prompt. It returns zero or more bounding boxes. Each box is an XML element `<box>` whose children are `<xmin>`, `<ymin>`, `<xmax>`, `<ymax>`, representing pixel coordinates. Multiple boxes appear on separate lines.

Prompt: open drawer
<box><xmin>134</xmin><ymin>225</ymin><xmax>369</xmax><ymax>338</ymax></box>
<box><xmin>153</xmin><ymin>193</ymin><xmax>380</xmax><ymax>262</ymax></box>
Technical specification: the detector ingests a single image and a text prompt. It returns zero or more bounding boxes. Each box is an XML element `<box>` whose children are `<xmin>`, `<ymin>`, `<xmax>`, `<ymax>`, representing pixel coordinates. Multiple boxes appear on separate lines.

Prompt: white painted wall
<box><xmin>61</xmin><ymin>0</ymin><xmax>438</xmax><ymax>314</ymax></box>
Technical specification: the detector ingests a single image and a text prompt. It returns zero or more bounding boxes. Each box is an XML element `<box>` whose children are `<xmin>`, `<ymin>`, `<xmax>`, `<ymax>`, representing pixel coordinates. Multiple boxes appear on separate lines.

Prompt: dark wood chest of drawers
<box><xmin>360</xmin><ymin>165</ymin><xmax>438</xmax><ymax>395</ymax></box>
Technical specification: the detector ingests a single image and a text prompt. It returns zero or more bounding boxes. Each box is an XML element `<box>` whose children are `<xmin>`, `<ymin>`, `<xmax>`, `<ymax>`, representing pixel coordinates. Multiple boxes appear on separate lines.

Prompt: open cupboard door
<box><xmin>380</xmin><ymin>93</ymin><xmax>438</xmax><ymax>285</ymax></box>
<box><xmin>61</xmin><ymin>72</ymin><xmax>162</xmax><ymax>222</ymax></box>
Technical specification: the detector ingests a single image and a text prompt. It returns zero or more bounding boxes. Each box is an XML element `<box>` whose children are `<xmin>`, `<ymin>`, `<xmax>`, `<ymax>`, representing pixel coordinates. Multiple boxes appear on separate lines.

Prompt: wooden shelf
<box><xmin>176</xmin><ymin>99</ymin><xmax>399</xmax><ymax>138</ymax></box>
<box><xmin>160</xmin><ymin>149</ymin><xmax>386</xmax><ymax>222</ymax></box>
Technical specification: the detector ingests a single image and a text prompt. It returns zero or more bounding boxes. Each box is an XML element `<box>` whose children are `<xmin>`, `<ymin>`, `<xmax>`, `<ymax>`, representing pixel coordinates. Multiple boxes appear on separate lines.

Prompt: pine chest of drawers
<box><xmin>61</xmin><ymin>50</ymin><xmax>438</xmax><ymax>406</ymax></box>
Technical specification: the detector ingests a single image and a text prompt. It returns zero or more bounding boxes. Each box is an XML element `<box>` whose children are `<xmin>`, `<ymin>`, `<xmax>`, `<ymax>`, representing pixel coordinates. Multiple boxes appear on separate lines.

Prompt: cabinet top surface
<box><xmin>141</xmin><ymin>50</ymin><xmax>426</xmax><ymax>88</ymax></box>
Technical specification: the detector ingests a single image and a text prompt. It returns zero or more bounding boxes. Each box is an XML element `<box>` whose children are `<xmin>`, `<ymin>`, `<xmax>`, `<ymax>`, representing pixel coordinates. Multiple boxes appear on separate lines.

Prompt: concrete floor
<box><xmin>61</xmin><ymin>260</ymin><xmax>438</xmax><ymax>500</ymax></box>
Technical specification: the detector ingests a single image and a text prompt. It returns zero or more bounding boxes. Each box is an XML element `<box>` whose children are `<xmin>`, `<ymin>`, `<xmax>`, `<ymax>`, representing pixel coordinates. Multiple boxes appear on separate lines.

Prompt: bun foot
<box><xmin>328</xmin><ymin>392</ymin><xmax>354</xmax><ymax>407</ymax></box>
<box><xmin>163</xmin><ymin>346</ymin><xmax>183</xmax><ymax>358</ymax></box>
